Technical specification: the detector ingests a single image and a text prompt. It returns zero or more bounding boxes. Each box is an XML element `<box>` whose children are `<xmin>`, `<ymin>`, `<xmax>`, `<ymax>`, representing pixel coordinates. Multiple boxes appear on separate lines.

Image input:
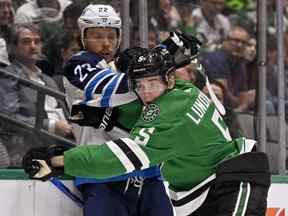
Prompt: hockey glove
<box><xmin>115</xmin><ymin>47</ymin><xmax>149</xmax><ymax>73</ymax></box>
<box><xmin>69</xmin><ymin>103</ymin><xmax>118</xmax><ymax>131</ymax></box>
<box><xmin>22</xmin><ymin>145</ymin><xmax>71</xmax><ymax>181</ymax></box>
<box><xmin>161</xmin><ymin>31</ymin><xmax>201</xmax><ymax>68</ymax></box>
<box><xmin>161</xmin><ymin>31</ymin><xmax>201</xmax><ymax>56</ymax></box>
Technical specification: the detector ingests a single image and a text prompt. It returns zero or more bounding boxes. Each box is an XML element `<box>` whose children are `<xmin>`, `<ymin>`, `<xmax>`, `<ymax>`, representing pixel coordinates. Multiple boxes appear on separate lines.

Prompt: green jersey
<box><xmin>64</xmin><ymin>80</ymin><xmax>246</xmax><ymax>191</ymax></box>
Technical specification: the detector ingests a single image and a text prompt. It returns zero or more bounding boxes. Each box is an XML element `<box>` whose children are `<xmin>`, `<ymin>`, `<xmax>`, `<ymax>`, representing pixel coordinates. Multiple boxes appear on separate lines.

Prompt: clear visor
<box><xmin>133</xmin><ymin>77</ymin><xmax>167</xmax><ymax>94</ymax></box>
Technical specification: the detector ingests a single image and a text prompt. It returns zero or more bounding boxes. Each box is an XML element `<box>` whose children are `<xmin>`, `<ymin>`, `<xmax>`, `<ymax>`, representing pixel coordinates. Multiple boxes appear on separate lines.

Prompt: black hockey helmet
<box><xmin>127</xmin><ymin>47</ymin><xmax>176</xmax><ymax>90</ymax></box>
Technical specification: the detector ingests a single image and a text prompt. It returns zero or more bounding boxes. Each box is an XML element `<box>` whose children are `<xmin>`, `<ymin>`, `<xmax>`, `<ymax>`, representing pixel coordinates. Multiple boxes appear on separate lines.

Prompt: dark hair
<box><xmin>9</xmin><ymin>23</ymin><xmax>41</xmax><ymax>61</ymax></box>
<box><xmin>36</xmin><ymin>0</ymin><xmax>59</xmax><ymax>9</ymax></box>
<box><xmin>11</xmin><ymin>23</ymin><xmax>41</xmax><ymax>45</ymax></box>
<box><xmin>59</xmin><ymin>32</ymin><xmax>81</xmax><ymax>50</ymax></box>
<box><xmin>63</xmin><ymin>3</ymin><xmax>83</xmax><ymax>19</ymax></box>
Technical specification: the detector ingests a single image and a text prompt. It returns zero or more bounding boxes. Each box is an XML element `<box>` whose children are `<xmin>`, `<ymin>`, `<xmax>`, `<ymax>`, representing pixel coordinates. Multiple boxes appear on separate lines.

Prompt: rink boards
<box><xmin>0</xmin><ymin>170</ymin><xmax>287</xmax><ymax>216</ymax></box>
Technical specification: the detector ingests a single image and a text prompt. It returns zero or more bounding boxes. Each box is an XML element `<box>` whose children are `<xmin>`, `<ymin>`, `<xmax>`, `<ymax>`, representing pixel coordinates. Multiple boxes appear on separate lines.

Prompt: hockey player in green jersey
<box><xmin>23</xmin><ymin>47</ymin><xmax>270</xmax><ymax>216</ymax></box>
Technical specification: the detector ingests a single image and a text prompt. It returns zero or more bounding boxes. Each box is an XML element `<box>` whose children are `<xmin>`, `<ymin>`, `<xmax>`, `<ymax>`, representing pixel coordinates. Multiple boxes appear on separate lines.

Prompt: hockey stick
<box><xmin>50</xmin><ymin>177</ymin><xmax>84</xmax><ymax>208</ymax></box>
<box><xmin>193</xmin><ymin>59</ymin><xmax>226</xmax><ymax>116</ymax></box>
<box><xmin>159</xmin><ymin>32</ymin><xmax>225</xmax><ymax>116</ymax></box>
<box><xmin>177</xmin><ymin>59</ymin><xmax>226</xmax><ymax>116</ymax></box>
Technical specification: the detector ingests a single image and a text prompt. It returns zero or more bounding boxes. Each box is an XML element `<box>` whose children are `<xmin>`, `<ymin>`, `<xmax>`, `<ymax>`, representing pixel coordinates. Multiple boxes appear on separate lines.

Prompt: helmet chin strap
<box><xmin>193</xmin><ymin>59</ymin><xmax>226</xmax><ymax>116</ymax></box>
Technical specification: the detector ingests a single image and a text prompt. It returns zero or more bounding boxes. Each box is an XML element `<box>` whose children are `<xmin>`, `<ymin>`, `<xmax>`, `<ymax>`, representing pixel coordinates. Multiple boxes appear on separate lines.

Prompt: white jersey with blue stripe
<box><xmin>64</xmin><ymin>51</ymin><xmax>137</xmax><ymax>107</ymax></box>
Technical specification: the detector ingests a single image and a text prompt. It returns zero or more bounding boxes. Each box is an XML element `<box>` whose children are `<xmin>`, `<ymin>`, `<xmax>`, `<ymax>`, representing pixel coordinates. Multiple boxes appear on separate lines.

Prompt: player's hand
<box><xmin>55</xmin><ymin>120</ymin><xmax>73</xmax><ymax>138</ymax></box>
<box><xmin>22</xmin><ymin>145</ymin><xmax>72</xmax><ymax>181</ymax></box>
<box><xmin>69</xmin><ymin>103</ymin><xmax>118</xmax><ymax>131</ymax></box>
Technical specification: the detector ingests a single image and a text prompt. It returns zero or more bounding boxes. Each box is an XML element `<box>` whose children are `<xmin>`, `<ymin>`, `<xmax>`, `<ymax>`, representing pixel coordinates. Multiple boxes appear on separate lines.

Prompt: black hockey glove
<box><xmin>161</xmin><ymin>31</ymin><xmax>201</xmax><ymax>56</ymax></box>
<box><xmin>115</xmin><ymin>47</ymin><xmax>149</xmax><ymax>73</ymax></box>
<box><xmin>161</xmin><ymin>31</ymin><xmax>201</xmax><ymax>68</ymax></box>
<box><xmin>22</xmin><ymin>145</ymin><xmax>72</xmax><ymax>181</ymax></box>
<box><xmin>69</xmin><ymin>103</ymin><xmax>118</xmax><ymax>131</ymax></box>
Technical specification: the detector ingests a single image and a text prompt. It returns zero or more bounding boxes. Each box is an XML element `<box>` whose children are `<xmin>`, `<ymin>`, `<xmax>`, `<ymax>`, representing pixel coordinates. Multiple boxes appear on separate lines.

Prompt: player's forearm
<box><xmin>62</xmin><ymin>145</ymin><xmax>127</xmax><ymax>178</ymax></box>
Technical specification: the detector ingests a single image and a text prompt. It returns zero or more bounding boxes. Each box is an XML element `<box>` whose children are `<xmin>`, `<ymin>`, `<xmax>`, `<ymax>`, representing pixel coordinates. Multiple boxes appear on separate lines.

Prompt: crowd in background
<box><xmin>0</xmin><ymin>0</ymin><xmax>287</xmax><ymax>168</ymax></box>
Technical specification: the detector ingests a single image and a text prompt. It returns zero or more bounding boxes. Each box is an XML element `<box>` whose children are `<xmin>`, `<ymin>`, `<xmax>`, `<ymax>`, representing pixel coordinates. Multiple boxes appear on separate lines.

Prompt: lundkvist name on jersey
<box><xmin>186</xmin><ymin>92</ymin><xmax>211</xmax><ymax>125</ymax></box>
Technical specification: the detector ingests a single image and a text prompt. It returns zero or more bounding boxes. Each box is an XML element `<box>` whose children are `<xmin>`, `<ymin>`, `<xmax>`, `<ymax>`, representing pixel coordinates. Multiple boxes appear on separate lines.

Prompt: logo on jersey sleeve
<box><xmin>142</xmin><ymin>104</ymin><xmax>160</xmax><ymax>122</ymax></box>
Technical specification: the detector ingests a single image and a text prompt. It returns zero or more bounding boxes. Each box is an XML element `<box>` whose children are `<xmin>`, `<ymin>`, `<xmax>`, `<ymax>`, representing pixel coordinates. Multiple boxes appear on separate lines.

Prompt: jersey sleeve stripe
<box><xmin>121</xmin><ymin>138</ymin><xmax>150</xmax><ymax>169</ymax></box>
<box><xmin>106</xmin><ymin>141</ymin><xmax>135</xmax><ymax>172</ymax></box>
<box><xmin>84</xmin><ymin>68</ymin><xmax>115</xmax><ymax>101</ymax></box>
<box><xmin>100</xmin><ymin>74</ymin><xmax>121</xmax><ymax>107</ymax></box>
<box><xmin>84</xmin><ymin>68</ymin><xmax>109</xmax><ymax>91</ymax></box>
<box><xmin>86</xmin><ymin>91</ymin><xmax>137</xmax><ymax>107</ymax></box>
<box><xmin>112</xmin><ymin>73</ymin><xmax>125</xmax><ymax>95</ymax></box>
<box><xmin>113</xmin><ymin>139</ymin><xmax>143</xmax><ymax>170</ymax></box>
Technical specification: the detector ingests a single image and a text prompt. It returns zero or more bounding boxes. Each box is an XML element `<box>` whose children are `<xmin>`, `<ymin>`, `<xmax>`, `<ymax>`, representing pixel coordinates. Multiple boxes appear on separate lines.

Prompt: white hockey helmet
<box><xmin>78</xmin><ymin>4</ymin><xmax>122</xmax><ymax>47</ymax></box>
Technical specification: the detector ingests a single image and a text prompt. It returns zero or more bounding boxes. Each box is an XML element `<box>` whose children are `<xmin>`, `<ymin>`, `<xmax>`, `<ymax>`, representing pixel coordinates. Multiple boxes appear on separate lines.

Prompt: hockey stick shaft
<box><xmin>50</xmin><ymin>177</ymin><xmax>84</xmax><ymax>208</ymax></box>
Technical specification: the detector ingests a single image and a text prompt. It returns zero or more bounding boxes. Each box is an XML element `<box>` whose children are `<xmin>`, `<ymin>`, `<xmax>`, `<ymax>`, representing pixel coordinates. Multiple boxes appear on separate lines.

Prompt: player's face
<box><xmin>84</xmin><ymin>27</ymin><xmax>118</xmax><ymax>62</ymax></box>
<box><xmin>135</xmin><ymin>75</ymin><xmax>167</xmax><ymax>105</ymax></box>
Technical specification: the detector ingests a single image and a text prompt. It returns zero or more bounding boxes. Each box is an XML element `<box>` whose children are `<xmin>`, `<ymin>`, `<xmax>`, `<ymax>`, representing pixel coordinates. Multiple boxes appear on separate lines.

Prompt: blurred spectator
<box><xmin>245</xmin><ymin>35</ymin><xmax>276</xmax><ymax>115</ymax></box>
<box><xmin>0</xmin><ymin>24</ymin><xmax>73</xmax><ymax>167</ymax></box>
<box><xmin>14</xmin><ymin>0</ymin><xmax>75</xmax><ymax>77</ymax></box>
<box><xmin>223</xmin><ymin>0</ymin><xmax>251</xmax><ymax>15</ymax></box>
<box><xmin>130</xmin><ymin>25</ymin><xmax>159</xmax><ymax>48</ymax></box>
<box><xmin>0</xmin><ymin>0</ymin><xmax>14</xmax><ymax>66</ymax></box>
<box><xmin>175</xmin><ymin>63</ymin><xmax>197</xmax><ymax>83</ymax></box>
<box><xmin>239</xmin><ymin>1</ymin><xmax>288</xmax><ymax>36</ymax></box>
<box><xmin>59</xmin><ymin>34</ymin><xmax>81</xmax><ymax>65</ymax></box>
<box><xmin>266</xmin><ymin>32</ymin><xmax>288</xmax><ymax>118</ymax></box>
<box><xmin>244</xmin><ymin>38</ymin><xmax>256</xmax><ymax>62</ymax></box>
<box><xmin>42</xmin><ymin>3</ymin><xmax>82</xmax><ymax>77</ymax></box>
<box><xmin>62</xmin><ymin>2</ymin><xmax>82</xmax><ymax>36</ymax></box>
<box><xmin>148</xmin><ymin>31</ymin><xmax>158</xmax><ymax>48</ymax></box>
<box><xmin>148</xmin><ymin>0</ymin><xmax>181</xmax><ymax>32</ymax></box>
<box><xmin>201</xmin><ymin>26</ymin><xmax>250</xmax><ymax>112</ymax></box>
<box><xmin>267</xmin><ymin>1</ymin><xmax>288</xmax><ymax>34</ymax></box>
<box><xmin>0</xmin><ymin>139</ymin><xmax>9</xmax><ymax>168</ymax></box>
<box><xmin>12</xmin><ymin>0</ymin><xmax>26</xmax><ymax>10</ymax></box>
<box><xmin>223</xmin><ymin>0</ymin><xmax>255</xmax><ymax>35</ymax></box>
<box><xmin>202</xmin><ymin>79</ymin><xmax>242</xmax><ymax>138</ymax></box>
<box><xmin>176</xmin><ymin>2</ymin><xmax>197</xmax><ymax>35</ymax></box>
<box><xmin>14</xmin><ymin>0</ymin><xmax>71</xmax><ymax>24</ymax></box>
<box><xmin>0</xmin><ymin>38</ymin><xmax>10</xmax><ymax>67</ymax></box>
<box><xmin>245</xmin><ymin>37</ymin><xmax>276</xmax><ymax>115</ymax></box>
<box><xmin>0</xmin><ymin>0</ymin><xmax>14</xmax><ymax>38</ymax></box>
<box><xmin>243</xmin><ymin>37</ymin><xmax>257</xmax><ymax>111</ymax></box>
<box><xmin>191</xmin><ymin>0</ymin><xmax>231</xmax><ymax>51</ymax></box>
<box><xmin>53</xmin><ymin>32</ymin><xmax>81</xmax><ymax>92</ymax></box>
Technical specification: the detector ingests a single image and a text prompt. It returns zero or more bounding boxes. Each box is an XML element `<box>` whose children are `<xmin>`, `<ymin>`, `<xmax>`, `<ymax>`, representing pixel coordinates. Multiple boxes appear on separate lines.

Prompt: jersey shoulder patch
<box><xmin>142</xmin><ymin>104</ymin><xmax>160</xmax><ymax>122</ymax></box>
